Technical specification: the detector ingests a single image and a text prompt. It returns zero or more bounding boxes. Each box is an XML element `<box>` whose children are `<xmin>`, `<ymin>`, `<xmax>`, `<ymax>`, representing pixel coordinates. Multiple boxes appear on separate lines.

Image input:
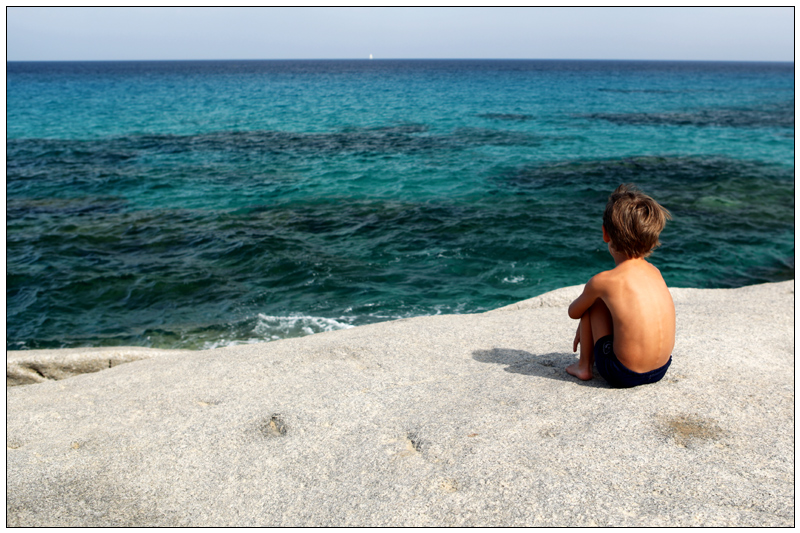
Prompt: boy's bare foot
<box><xmin>566</xmin><ymin>362</ymin><xmax>592</xmax><ymax>381</ymax></box>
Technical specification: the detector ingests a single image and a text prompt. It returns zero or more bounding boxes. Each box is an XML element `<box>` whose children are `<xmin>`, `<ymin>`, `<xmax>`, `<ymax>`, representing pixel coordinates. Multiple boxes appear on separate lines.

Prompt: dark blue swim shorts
<box><xmin>593</xmin><ymin>335</ymin><xmax>671</xmax><ymax>388</ymax></box>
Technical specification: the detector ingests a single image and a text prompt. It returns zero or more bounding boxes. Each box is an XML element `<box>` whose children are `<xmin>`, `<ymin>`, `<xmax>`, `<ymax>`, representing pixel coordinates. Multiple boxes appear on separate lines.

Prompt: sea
<box><xmin>6</xmin><ymin>60</ymin><xmax>795</xmax><ymax>350</ymax></box>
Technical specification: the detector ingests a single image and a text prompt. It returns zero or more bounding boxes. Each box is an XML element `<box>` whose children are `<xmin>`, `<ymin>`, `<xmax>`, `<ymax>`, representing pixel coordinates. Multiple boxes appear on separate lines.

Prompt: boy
<box><xmin>566</xmin><ymin>184</ymin><xmax>674</xmax><ymax>388</ymax></box>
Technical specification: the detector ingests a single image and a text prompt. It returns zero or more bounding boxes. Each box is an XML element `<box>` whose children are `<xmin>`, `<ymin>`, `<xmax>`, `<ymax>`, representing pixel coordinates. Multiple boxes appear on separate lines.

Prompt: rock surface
<box><xmin>7</xmin><ymin>347</ymin><xmax>192</xmax><ymax>387</ymax></box>
<box><xmin>6</xmin><ymin>281</ymin><xmax>794</xmax><ymax>526</ymax></box>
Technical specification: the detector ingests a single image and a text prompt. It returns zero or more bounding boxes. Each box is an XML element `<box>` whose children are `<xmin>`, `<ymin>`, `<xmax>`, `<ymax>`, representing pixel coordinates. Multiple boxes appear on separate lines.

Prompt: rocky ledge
<box><xmin>6</xmin><ymin>281</ymin><xmax>794</xmax><ymax>526</ymax></box>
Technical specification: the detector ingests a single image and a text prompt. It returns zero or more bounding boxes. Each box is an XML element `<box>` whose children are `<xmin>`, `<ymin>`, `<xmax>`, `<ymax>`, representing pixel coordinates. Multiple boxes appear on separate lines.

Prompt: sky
<box><xmin>6</xmin><ymin>7</ymin><xmax>795</xmax><ymax>62</ymax></box>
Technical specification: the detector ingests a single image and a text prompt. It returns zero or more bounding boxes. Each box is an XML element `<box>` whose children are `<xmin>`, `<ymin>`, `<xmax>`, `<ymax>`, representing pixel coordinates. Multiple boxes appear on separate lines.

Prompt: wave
<box><xmin>147</xmin><ymin>314</ymin><xmax>359</xmax><ymax>351</ymax></box>
<box><xmin>253</xmin><ymin>314</ymin><xmax>355</xmax><ymax>341</ymax></box>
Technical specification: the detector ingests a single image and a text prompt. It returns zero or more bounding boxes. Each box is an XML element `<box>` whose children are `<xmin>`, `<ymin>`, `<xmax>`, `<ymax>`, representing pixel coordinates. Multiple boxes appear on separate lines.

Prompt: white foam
<box><xmin>502</xmin><ymin>275</ymin><xmax>525</xmax><ymax>284</ymax></box>
<box><xmin>254</xmin><ymin>314</ymin><xmax>355</xmax><ymax>339</ymax></box>
<box><xmin>194</xmin><ymin>314</ymin><xmax>357</xmax><ymax>350</ymax></box>
<box><xmin>200</xmin><ymin>337</ymin><xmax>264</xmax><ymax>351</ymax></box>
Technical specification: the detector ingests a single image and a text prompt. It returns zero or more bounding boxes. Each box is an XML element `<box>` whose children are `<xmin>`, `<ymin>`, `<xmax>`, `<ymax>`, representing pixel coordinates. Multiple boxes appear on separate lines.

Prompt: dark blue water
<box><xmin>7</xmin><ymin>60</ymin><xmax>794</xmax><ymax>350</ymax></box>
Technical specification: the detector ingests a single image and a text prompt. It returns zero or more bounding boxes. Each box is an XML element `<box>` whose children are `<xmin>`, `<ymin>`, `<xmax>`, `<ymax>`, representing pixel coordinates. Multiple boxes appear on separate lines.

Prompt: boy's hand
<box><xmin>573</xmin><ymin>325</ymin><xmax>580</xmax><ymax>353</ymax></box>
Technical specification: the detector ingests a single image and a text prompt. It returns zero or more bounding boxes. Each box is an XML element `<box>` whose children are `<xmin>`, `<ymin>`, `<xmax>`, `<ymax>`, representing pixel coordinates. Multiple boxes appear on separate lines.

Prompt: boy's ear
<box><xmin>602</xmin><ymin>225</ymin><xmax>611</xmax><ymax>243</ymax></box>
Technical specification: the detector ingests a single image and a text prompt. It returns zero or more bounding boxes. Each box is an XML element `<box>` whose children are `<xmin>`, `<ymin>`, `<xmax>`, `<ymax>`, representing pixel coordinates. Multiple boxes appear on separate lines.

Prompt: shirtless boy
<box><xmin>566</xmin><ymin>184</ymin><xmax>674</xmax><ymax>388</ymax></box>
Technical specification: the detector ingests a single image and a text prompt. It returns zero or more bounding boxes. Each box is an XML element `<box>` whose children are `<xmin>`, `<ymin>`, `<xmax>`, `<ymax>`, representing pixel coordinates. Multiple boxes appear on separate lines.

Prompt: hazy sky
<box><xmin>6</xmin><ymin>7</ymin><xmax>795</xmax><ymax>62</ymax></box>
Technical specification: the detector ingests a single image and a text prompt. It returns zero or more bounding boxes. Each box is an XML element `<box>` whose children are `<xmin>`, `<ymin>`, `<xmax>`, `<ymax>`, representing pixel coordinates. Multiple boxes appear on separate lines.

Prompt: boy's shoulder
<box><xmin>591</xmin><ymin>260</ymin><xmax>663</xmax><ymax>290</ymax></box>
<box><xmin>588</xmin><ymin>267</ymin><xmax>618</xmax><ymax>287</ymax></box>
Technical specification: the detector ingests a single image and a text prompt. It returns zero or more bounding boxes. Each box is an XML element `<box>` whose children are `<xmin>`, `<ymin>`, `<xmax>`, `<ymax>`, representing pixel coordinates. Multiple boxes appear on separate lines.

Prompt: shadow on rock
<box><xmin>472</xmin><ymin>348</ymin><xmax>608</xmax><ymax>388</ymax></box>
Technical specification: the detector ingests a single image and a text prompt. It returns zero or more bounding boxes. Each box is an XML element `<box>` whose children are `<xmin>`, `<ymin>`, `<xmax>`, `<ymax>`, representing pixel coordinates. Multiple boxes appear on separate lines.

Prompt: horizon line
<box><xmin>7</xmin><ymin>57</ymin><xmax>794</xmax><ymax>64</ymax></box>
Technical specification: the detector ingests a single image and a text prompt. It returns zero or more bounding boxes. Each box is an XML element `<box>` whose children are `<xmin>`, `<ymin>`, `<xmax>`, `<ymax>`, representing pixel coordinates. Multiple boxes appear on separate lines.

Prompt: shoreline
<box><xmin>9</xmin><ymin>283</ymin><xmax>590</xmax><ymax>387</ymax></box>
<box><xmin>6</xmin><ymin>280</ymin><xmax>789</xmax><ymax>387</ymax></box>
<box><xmin>5</xmin><ymin>283</ymin><xmax>588</xmax><ymax>386</ymax></box>
<box><xmin>7</xmin><ymin>280</ymin><xmax>794</xmax><ymax>526</ymax></box>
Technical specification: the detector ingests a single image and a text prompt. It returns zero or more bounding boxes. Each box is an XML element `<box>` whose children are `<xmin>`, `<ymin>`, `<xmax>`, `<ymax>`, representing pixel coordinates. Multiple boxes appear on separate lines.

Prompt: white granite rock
<box><xmin>6</xmin><ymin>281</ymin><xmax>794</xmax><ymax>526</ymax></box>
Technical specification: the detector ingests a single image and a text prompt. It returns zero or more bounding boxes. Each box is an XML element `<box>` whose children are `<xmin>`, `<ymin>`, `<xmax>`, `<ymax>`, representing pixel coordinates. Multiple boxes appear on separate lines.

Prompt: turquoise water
<box><xmin>7</xmin><ymin>60</ymin><xmax>794</xmax><ymax>350</ymax></box>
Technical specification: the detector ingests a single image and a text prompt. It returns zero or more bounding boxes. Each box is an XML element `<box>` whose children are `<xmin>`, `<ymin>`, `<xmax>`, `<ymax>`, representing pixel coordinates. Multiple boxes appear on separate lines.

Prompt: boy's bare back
<box><xmin>585</xmin><ymin>259</ymin><xmax>674</xmax><ymax>372</ymax></box>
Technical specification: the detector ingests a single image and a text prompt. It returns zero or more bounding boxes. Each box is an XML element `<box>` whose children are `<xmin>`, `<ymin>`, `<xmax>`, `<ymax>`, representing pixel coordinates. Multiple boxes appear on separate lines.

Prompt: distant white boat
<box><xmin>369</xmin><ymin>54</ymin><xmax>373</xmax><ymax>60</ymax></box>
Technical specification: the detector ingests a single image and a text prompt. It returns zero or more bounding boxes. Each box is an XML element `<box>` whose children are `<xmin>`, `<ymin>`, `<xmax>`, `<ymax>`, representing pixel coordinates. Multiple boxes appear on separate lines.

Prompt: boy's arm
<box><xmin>568</xmin><ymin>274</ymin><xmax>606</xmax><ymax>319</ymax></box>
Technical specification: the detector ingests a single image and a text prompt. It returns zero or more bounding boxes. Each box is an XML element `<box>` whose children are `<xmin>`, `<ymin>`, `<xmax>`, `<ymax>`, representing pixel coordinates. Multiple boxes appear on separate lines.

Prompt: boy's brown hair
<box><xmin>603</xmin><ymin>184</ymin><xmax>671</xmax><ymax>258</ymax></box>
